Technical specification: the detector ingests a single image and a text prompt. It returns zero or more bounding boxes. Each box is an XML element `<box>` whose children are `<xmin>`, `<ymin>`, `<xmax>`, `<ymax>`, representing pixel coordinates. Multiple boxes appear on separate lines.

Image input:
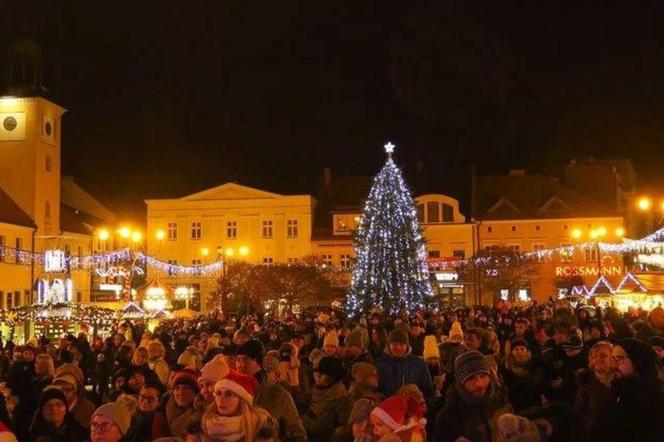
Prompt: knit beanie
<box><xmin>315</xmin><ymin>356</ymin><xmax>346</xmax><ymax>383</ymax></box>
<box><xmin>40</xmin><ymin>386</ymin><xmax>68</xmax><ymax>409</ymax></box>
<box><xmin>92</xmin><ymin>402</ymin><xmax>132</xmax><ymax>436</ymax></box>
<box><xmin>616</xmin><ymin>338</ymin><xmax>658</xmax><ymax>377</ymax></box>
<box><xmin>236</xmin><ymin>340</ymin><xmax>264</xmax><ymax>363</ymax></box>
<box><xmin>200</xmin><ymin>354</ymin><xmax>230</xmax><ymax>383</ymax></box>
<box><xmin>348</xmin><ymin>398</ymin><xmax>375</xmax><ymax>425</ymax></box>
<box><xmin>388</xmin><ymin>328</ymin><xmax>409</xmax><ymax>346</ymax></box>
<box><xmin>351</xmin><ymin>362</ymin><xmax>378</xmax><ymax>384</ymax></box>
<box><xmin>454</xmin><ymin>350</ymin><xmax>491</xmax><ymax>386</ymax></box>
<box><xmin>562</xmin><ymin>334</ymin><xmax>583</xmax><ymax>350</ymax></box>
<box><xmin>346</xmin><ymin>329</ymin><xmax>364</xmax><ymax>350</ymax></box>
<box><xmin>449</xmin><ymin>321</ymin><xmax>464</xmax><ymax>341</ymax></box>
<box><xmin>323</xmin><ymin>331</ymin><xmax>340</xmax><ymax>348</ymax></box>
<box><xmin>173</xmin><ymin>370</ymin><xmax>200</xmax><ymax>393</ymax></box>
<box><xmin>55</xmin><ymin>363</ymin><xmax>84</xmax><ymax>386</ymax></box>
<box><xmin>649</xmin><ymin>335</ymin><xmax>664</xmax><ymax>349</ymax></box>
<box><xmin>510</xmin><ymin>337</ymin><xmax>529</xmax><ymax>351</ymax></box>
<box><xmin>215</xmin><ymin>370</ymin><xmax>257</xmax><ymax>404</ymax></box>
<box><xmin>423</xmin><ymin>335</ymin><xmax>440</xmax><ymax>360</ymax></box>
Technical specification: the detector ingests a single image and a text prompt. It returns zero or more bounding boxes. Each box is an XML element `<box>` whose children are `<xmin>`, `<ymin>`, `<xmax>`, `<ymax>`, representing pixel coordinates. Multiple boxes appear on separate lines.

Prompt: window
<box><xmin>14</xmin><ymin>291</ymin><xmax>20</xmax><ymax>307</ymax></box>
<box><xmin>226</xmin><ymin>221</ymin><xmax>237</xmax><ymax>239</ymax></box>
<box><xmin>585</xmin><ymin>248</ymin><xmax>597</xmax><ymax>262</ymax></box>
<box><xmin>442</xmin><ymin>204</ymin><xmax>453</xmax><ymax>222</ymax></box>
<box><xmin>25</xmin><ymin>289</ymin><xmax>31</xmax><ymax>305</ymax></box>
<box><xmin>563</xmin><ymin>224</ymin><xmax>569</xmax><ymax>231</ymax></box>
<box><xmin>191</xmin><ymin>222</ymin><xmax>202</xmax><ymax>240</ymax></box>
<box><xmin>167</xmin><ymin>260</ymin><xmax>178</xmax><ymax>276</ymax></box>
<box><xmin>287</xmin><ymin>219</ymin><xmax>298</xmax><ymax>238</ymax></box>
<box><xmin>45</xmin><ymin>201</ymin><xmax>51</xmax><ymax>218</ymax></box>
<box><xmin>0</xmin><ymin>235</ymin><xmax>4</xmax><ymax>262</ymax></box>
<box><xmin>428</xmin><ymin>250</ymin><xmax>441</xmax><ymax>258</ymax></box>
<box><xmin>262</xmin><ymin>220</ymin><xmax>273</xmax><ymax>238</ymax></box>
<box><xmin>167</xmin><ymin>222</ymin><xmax>178</xmax><ymax>240</ymax></box>
<box><xmin>535</xmin><ymin>225</ymin><xmax>541</xmax><ymax>232</ymax></box>
<box><xmin>560</xmin><ymin>244</ymin><xmax>573</xmax><ymax>263</ymax></box>
<box><xmin>45</xmin><ymin>155</ymin><xmax>51</xmax><ymax>172</ymax></box>
<box><xmin>533</xmin><ymin>243</ymin><xmax>546</xmax><ymax>251</ymax></box>
<box><xmin>192</xmin><ymin>259</ymin><xmax>202</xmax><ymax>275</ymax></box>
<box><xmin>15</xmin><ymin>238</ymin><xmax>22</xmax><ymax>264</ymax></box>
<box><xmin>340</xmin><ymin>254</ymin><xmax>352</xmax><ymax>269</ymax></box>
<box><xmin>511</xmin><ymin>225</ymin><xmax>517</xmax><ymax>232</ymax></box>
<box><xmin>427</xmin><ymin>202</ymin><xmax>440</xmax><ymax>223</ymax></box>
<box><xmin>287</xmin><ymin>257</ymin><xmax>299</xmax><ymax>264</ymax></box>
<box><xmin>263</xmin><ymin>257</ymin><xmax>274</xmax><ymax>266</ymax></box>
<box><xmin>508</xmin><ymin>244</ymin><xmax>520</xmax><ymax>252</ymax></box>
<box><xmin>453</xmin><ymin>249</ymin><xmax>465</xmax><ymax>259</ymax></box>
<box><xmin>322</xmin><ymin>254</ymin><xmax>333</xmax><ymax>267</ymax></box>
<box><xmin>6</xmin><ymin>292</ymin><xmax>13</xmax><ymax>308</ymax></box>
<box><xmin>0</xmin><ymin>291</ymin><xmax>3</xmax><ymax>308</ymax></box>
<box><xmin>487</xmin><ymin>226</ymin><xmax>493</xmax><ymax>233</ymax></box>
<box><xmin>416</xmin><ymin>204</ymin><xmax>424</xmax><ymax>223</ymax></box>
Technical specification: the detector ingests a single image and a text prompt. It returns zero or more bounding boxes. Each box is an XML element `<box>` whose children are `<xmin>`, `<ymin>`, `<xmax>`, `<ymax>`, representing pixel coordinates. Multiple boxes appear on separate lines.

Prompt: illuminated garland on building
<box><xmin>346</xmin><ymin>142</ymin><xmax>433</xmax><ymax>315</ymax></box>
<box><xmin>0</xmin><ymin>302</ymin><xmax>116</xmax><ymax>325</ymax></box>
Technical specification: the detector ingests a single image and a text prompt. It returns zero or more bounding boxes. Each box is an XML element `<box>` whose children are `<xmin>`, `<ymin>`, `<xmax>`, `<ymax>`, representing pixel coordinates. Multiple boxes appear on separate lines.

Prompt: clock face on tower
<box><xmin>44</xmin><ymin>121</ymin><xmax>52</xmax><ymax>136</ymax></box>
<box><xmin>3</xmin><ymin>116</ymin><xmax>17</xmax><ymax>131</ymax></box>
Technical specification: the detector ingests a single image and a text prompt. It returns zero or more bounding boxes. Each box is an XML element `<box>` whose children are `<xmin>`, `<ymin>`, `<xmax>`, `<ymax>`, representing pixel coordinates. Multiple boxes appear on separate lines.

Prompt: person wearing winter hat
<box><xmin>554</xmin><ymin>334</ymin><xmax>588</xmax><ymax>403</ymax></box>
<box><xmin>501</xmin><ymin>337</ymin><xmax>546</xmax><ymax>412</ymax></box>
<box><xmin>53</xmin><ymin>370</ymin><xmax>96</xmax><ymax>428</ymax></box>
<box><xmin>165</xmin><ymin>371</ymin><xmax>202</xmax><ymax>438</ymax></box>
<box><xmin>177</xmin><ymin>350</ymin><xmax>198</xmax><ymax>371</ymax></box>
<box><xmin>448</xmin><ymin>321</ymin><xmax>464</xmax><ymax>343</ymax></box>
<box><xmin>433</xmin><ymin>350</ymin><xmax>511</xmax><ymax>442</ymax></box>
<box><xmin>236</xmin><ymin>339</ymin><xmax>266</xmax><ymax>384</ymax></box>
<box><xmin>302</xmin><ymin>356</ymin><xmax>353</xmax><ymax>442</ymax></box>
<box><xmin>496</xmin><ymin>413</ymin><xmax>544</xmax><ymax>442</ymax></box>
<box><xmin>323</xmin><ymin>331</ymin><xmax>340</xmax><ymax>356</ymax></box>
<box><xmin>0</xmin><ymin>421</ymin><xmax>17</xmax><ymax>442</ymax></box>
<box><xmin>255</xmin><ymin>354</ymin><xmax>307</xmax><ymax>442</ymax></box>
<box><xmin>370</xmin><ymin>395</ymin><xmax>426</xmax><ymax>442</ymax></box>
<box><xmin>349</xmin><ymin>362</ymin><xmax>384</xmax><ymax>402</ymax></box>
<box><xmin>197</xmin><ymin>354</ymin><xmax>231</xmax><ymax>404</ymax></box>
<box><xmin>374</xmin><ymin>327</ymin><xmax>433</xmax><ymax>400</ymax></box>
<box><xmin>90</xmin><ymin>402</ymin><xmax>132</xmax><ymax>442</ymax></box>
<box><xmin>591</xmin><ymin>338</ymin><xmax>664</xmax><ymax>441</ymax></box>
<box><xmin>342</xmin><ymin>328</ymin><xmax>372</xmax><ymax>386</ymax></box>
<box><xmin>202</xmin><ymin>370</ymin><xmax>275</xmax><ymax>441</ymax></box>
<box><xmin>341</xmin><ymin>398</ymin><xmax>376</xmax><ymax>442</ymax></box>
<box><xmin>29</xmin><ymin>386</ymin><xmax>88</xmax><ymax>442</ymax></box>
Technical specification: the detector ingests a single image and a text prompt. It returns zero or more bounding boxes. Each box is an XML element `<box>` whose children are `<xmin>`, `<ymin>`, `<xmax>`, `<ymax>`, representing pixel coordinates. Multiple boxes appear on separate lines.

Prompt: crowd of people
<box><xmin>0</xmin><ymin>298</ymin><xmax>663</xmax><ymax>441</ymax></box>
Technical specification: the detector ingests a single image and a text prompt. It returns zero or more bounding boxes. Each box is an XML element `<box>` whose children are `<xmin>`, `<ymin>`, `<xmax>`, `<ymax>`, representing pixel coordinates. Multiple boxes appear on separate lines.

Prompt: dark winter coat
<box><xmin>255</xmin><ymin>382</ymin><xmax>307</xmax><ymax>442</ymax></box>
<box><xmin>573</xmin><ymin>369</ymin><xmax>611</xmax><ymax>435</ymax></box>
<box><xmin>302</xmin><ymin>381</ymin><xmax>353</xmax><ymax>442</ymax></box>
<box><xmin>500</xmin><ymin>356</ymin><xmax>546</xmax><ymax>412</ymax></box>
<box><xmin>29</xmin><ymin>413</ymin><xmax>88</xmax><ymax>442</ymax></box>
<box><xmin>375</xmin><ymin>347</ymin><xmax>434</xmax><ymax>400</ymax></box>
<box><xmin>433</xmin><ymin>382</ymin><xmax>513</xmax><ymax>442</ymax></box>
<box><xmin>591</xmin><ymin>375</ymin><xmax>664</xmax><ymax>442</ymax></box>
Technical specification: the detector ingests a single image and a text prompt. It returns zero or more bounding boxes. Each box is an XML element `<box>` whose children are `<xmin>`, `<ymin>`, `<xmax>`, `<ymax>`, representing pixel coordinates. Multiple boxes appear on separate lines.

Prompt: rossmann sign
<box><xmin>555</xmin><ymin>266</ymin><xmax>623</xmax><ymax>277</ymax></box>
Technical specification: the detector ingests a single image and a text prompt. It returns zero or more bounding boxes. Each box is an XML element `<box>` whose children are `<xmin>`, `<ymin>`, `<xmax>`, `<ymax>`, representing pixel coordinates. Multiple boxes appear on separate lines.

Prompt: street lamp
<box><xmin>155</xmin><ymin>230</ymin><xmax>165</xmax><ymax>241</ymax></box>
<box><xmin>201</xmin><ymin>247</ymin><xmax>210</xmax><ymax>257</ymax></box>
<box><xmin>118</xmin><ymin>226</ymin><xmax>132</xmax><ymax>239</ymax></box>
<box><xmin>131</xmin><ymin>231</ymin><xmax>143</xmax><ymax>244</ymax></box>
<box><xmin>98</xmin><ymin>229</ymin><xmax>110</xmax><ymax>241</ymax></box>
<box><xmin>638</xmin><ymin>197</ymin><xmax>652</xmax><ymax>211</ymax></box>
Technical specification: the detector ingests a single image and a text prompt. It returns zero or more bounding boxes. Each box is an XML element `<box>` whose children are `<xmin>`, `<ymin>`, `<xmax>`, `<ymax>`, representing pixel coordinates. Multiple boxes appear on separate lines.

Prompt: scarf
<box><xmin>310</xmin><ymin>381</ymin><xmax>348</xmax><ymax>416</ymax></box>
<box><xmin>203</xmin><ymin>414</ymin><xmax>245</xmax><ymax>441</ymax></box>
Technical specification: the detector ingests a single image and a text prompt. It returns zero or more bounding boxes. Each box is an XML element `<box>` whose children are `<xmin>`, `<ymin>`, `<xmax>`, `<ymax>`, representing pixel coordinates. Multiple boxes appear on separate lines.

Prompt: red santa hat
<box><xmin>371</xmin><ymin>395</ymin><xmax>420</xmax><ymax>430</ymax></box>
<box><xmin>214</xmin><ymin>369</ymin><xmax>257</xmax><ymax>404</ymax></box>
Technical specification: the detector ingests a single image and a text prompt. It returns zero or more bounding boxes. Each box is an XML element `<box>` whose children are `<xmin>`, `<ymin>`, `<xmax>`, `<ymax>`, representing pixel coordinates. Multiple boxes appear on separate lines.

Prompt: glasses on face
<box><xmin>91</xmin><ymin>421</ymin><xmax>116</xmax><ymax>433</ymax></box>
<box><xmin>213</xmin><ymin>389</ymin><xmax>236</xmax><ymax>400</ymax></box>
<box><xmin>139</xmin><ymin>395</ymin><xmax>157</xmax><ymax>403</ymax></box>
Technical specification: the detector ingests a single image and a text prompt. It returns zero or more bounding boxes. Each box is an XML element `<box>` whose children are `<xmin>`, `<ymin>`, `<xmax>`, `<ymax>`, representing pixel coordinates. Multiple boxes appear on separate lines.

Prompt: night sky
<box><xmin>4</xmin><ymin>1</ymin><xmax>664</xmax><ymax>219</ymax></box>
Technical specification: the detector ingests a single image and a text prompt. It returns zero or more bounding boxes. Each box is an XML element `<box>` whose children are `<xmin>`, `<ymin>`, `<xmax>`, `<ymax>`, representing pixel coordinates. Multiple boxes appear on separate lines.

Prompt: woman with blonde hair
<box><xmin>202</xmin><ymin>370</ymin><xmax>276</xmax><ymax>441</ymax></box>
<box><xmin>148</xmin><ymin>340</ymin><xmax>170</xmax><ymax>386</ymax></box>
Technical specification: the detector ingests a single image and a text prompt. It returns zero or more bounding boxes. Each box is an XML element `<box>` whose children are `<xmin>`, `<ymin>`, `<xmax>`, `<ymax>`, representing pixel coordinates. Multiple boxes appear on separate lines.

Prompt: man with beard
<box><xmin>574</xmin><ymin>341</ymin><xmax>613</xmax><ymax>436</ymax></box>
<box><xmin>433</xmin><ymin>351</ymin><xmax>512</xmax><ymax>442</ymax></box>
<box><xmin>500</xmin><ymin>337</ymin><xmax>546</xmax><ymax>412</ymax></box>
<box><xmin>591</xmin><ymin>338</ymin><xmax>664</xmax><ymax>442</ymax></box>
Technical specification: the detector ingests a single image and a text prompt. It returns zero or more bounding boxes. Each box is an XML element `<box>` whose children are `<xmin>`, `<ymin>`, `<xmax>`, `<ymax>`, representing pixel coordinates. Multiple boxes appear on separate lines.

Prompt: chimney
<box><xmin>509</xmin><ymin>169</ymin><xmax>525</xmax><ymax>177</ymax></box>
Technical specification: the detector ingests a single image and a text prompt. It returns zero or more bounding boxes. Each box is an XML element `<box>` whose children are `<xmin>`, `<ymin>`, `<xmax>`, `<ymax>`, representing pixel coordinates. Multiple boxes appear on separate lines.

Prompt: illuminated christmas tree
<box><xmin>346</xmin><ymin>142</ymin><xmax>433</xmax><ymax>315</ymax></box>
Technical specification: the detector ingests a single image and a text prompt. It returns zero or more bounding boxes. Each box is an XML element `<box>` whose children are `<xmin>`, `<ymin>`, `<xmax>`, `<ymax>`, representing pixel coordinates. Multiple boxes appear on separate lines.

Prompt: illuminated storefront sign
<box><xmin>555</xmin><ymin>266</ymin><xmax>623</xmax><ymax>277</ymax></box>
<box><xmin>435</xmin><ymin>272</ymin><xmax>459</xmax><ymax>281</ymax></box>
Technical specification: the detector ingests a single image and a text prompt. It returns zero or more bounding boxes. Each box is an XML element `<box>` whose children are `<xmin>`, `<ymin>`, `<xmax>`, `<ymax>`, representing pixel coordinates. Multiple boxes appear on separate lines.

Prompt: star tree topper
<box><xmin>384</xmin><ymin>141</ymin><xmax>395</xmax><ymax>157</ymax></box>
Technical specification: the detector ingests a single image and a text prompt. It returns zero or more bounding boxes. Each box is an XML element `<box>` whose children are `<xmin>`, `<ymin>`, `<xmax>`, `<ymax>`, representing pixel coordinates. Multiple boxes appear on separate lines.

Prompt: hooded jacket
<box><xmin>374</xmin><ymin>345</ymin><xmax>434</xmax><ymax>400</ymax></box>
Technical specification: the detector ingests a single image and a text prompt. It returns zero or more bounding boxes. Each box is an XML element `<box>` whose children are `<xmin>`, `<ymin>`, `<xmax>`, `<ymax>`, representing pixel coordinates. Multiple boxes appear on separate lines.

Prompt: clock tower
<box><xmin>0</xmin><ymin>35</ymin><xmax>65</xmax><ymax>244</ymax></box>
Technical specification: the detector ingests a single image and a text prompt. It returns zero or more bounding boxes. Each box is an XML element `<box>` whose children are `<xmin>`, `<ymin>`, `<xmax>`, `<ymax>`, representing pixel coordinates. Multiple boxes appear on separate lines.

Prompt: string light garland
<box><xmin>346</xmin><ymin>142</ymin><xmax>433</xmax><ymax>315</ymax></box>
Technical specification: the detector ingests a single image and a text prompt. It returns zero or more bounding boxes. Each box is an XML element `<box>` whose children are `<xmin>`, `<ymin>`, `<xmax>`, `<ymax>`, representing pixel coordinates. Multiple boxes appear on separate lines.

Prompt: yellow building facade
<box><xmin>145</xmin><ymin>183</ymin><xmax>315</xmax><ymax>310</ymax></box>
<box><xmin>0</xmin><ymin>97</ymin><xmax>113</xmax><ymax>308</ymax></box>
